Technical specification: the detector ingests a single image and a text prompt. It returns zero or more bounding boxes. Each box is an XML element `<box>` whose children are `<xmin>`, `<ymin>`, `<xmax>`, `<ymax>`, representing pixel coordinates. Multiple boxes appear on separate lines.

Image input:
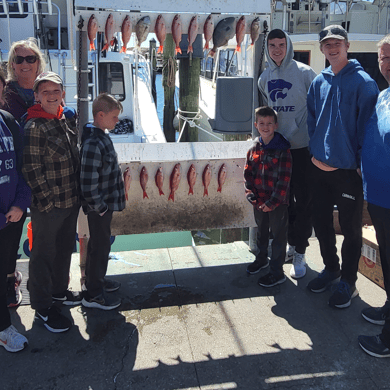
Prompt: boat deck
<box><xmin>4</xmin><ymin>237</ymin><xmax>389</xmax><ymax>390</ymax></box>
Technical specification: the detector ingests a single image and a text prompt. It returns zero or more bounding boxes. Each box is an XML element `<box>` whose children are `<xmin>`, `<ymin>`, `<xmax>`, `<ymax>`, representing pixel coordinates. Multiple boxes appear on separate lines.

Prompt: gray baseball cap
<box><xmin>319</xmin><ymin>25</ymin><xmax>348</xmax><ymax>43</ymax></box>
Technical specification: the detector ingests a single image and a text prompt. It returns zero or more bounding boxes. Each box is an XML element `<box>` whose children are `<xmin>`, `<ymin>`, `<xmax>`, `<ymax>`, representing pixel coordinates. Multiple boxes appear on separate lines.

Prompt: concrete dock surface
<box><xmin>2</xmin><ymin>236</ymin><xmax>389</xmax><ymax>390</ymax></box>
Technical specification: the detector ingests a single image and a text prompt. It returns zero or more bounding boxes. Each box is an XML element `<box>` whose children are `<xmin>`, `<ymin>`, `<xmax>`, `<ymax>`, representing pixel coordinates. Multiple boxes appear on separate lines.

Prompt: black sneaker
<box><xmin>247</xmin><ymin>258</ymin><xmax>269</xmax><ymax>275</ymax></box>
<box><xmin>6</xmin><ymin>271</ymin><xmax>22</xmax><ymax>308</ymax></box>
<box><xmin>52</xmin><ymin>290</ymin><xmax>82</xmax><ymax>306</ymax></box>
<box><xmin>104</xmin><ymin>278</ymin><xmax>121</xmax><ymax>293</ymax></box>
<box><xmin>35</xmin><ymin>306</ymin><xmax>72</xmax><ymax>333</ymax></box>
<box><xmin>258</xmin><ymin>272</ymin><xmax>286</xmax><ymax>287</ymax></box>
<box><xmin>307</xmin><ymin>269</ymin><xmax>340</xmax><ymax>293</ymax></box>
<box><xmin>362</xmin><ymin>302</ymin><xmax>390</xmax><ymax>325</ymax></box>
<box><xmin>82</xmin><ymin>290</ymin><xmax>121</xmax><ymax>311</ymax></box>
<box><xmin>328</xmin><ymin>280</ymin><xmax>358</xmax><ymax>309</ymax></box>
<box><xmin>358</xmin><ymin>335</ymin><xmax>390</xmax><ymax>358</ymax></box>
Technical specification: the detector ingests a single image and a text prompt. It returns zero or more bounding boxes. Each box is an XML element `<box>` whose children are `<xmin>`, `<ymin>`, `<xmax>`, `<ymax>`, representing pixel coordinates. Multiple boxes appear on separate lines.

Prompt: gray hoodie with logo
<box><xmin>258</xmin><ymin>31</ymin><xmax>316</xmax><ymax>149</ymax></box>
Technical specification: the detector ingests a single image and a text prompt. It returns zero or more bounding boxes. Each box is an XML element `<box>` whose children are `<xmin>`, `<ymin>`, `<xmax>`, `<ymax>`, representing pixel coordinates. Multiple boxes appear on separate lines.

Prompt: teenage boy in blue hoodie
<box><xmin>358</xmin><ymin>35</ymin><xmax>390</xmax><ymax>358</ymax></box>
<box><xmin>245</xmin><ymin>106</ymin><xmax>292</xmax><ymax>287</ymax></box>
<box><xmin>307</xmin><ymin>25</ymin><xmax>379</xmax><ymax>309</ymax></box>
<box><xmin>258</xmin><ymin>29</ymin><xmax>316</xmax><ymax>280</ymax></box>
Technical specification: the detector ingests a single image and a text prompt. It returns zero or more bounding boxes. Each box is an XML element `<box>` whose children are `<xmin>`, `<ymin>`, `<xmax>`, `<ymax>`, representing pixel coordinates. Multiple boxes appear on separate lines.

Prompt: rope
<box><xmin>163</xmin><ymin>57</ymin><xmax>177</xmax><ymax>88</ymax></box>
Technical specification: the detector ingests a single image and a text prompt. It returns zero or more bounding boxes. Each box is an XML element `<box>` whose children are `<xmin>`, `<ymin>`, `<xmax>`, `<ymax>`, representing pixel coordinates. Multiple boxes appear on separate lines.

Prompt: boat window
<box><xmin>98</xmin><ymin>62</ymin><xmax>125</xmax><ymax>101</ymax></box>
<box><xmin>0</xmin><ymin>0</ymin><xmax>28</xmax><ymax>18</ymax></box>
<box><xmin>294</xmin><ymin>51</ymin><xmax>311</xmax><ymax>66</ymax></box>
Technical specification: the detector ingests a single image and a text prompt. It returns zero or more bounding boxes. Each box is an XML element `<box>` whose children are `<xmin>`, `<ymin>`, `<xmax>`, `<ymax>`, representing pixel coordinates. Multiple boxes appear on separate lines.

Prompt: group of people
<box><xmin>0</xmin><ymin>38</ymin><xmax>126</xmax><ymax>353</ymax></box>
<box><xmin>245</xmin><ymin>26</ymin><xmax>390</xmax><ymax>358</ymax></box>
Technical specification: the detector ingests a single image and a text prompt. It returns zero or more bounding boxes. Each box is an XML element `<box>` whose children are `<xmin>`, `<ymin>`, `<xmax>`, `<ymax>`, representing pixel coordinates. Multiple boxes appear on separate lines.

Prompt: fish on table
<box><xmin>172</xmin><ymin>14</ymin><xmax>182</xmax><ymax>55</ymax></box>
<box><xmin>217</xmin><ymin>163</ymin><xmax>227</xmax><ymax>193</ymax></box>
<box><xmin>168</xmin><ymin>163</ymin><xmax>181</xmax><ymax>201</ymax></box>
<box><xmin>235</xmin><ymin>16</ymin><xmax>246</xmax><ymax>53</ymax></box>
<box><xmin>187</xmin><ymin>164</ymin><xmax>196</xmax><ymax>195</ymax></box>
<box><xmin>120</xmin><ymin>15</ymin><xmax>132</xmax><ymax>54</ymax></box>
<box><xmin>123</xmin><ymin>167</ymin><xmax>131</xmax><ymax>201</ymax></box>
<box><xmin>87</xmin><ymin>14</ymin><xmax>98</xmax><ymax>51</ymax></box>
<box><xmin>155</xmin><ymin>15</ymin><xmax>166</xmax><ymax>54</ymax></box>
<box><xmin>136</xmin><ymin>16</ymin><xmax>151</xmax><ymax>48</ymax></box>
<box><xmin>102</xmin><ymin>14</ymin><xmax>115</xmax><ymax>52</ymax></box>
<box><xmin>203</xmin><ymin>14</ymin><xmax>214</xmax><ymax>51</ymax></box>
<box><xmin>209</xmin><ymin>17</ymin><xmax>235</xmax><ymax>58</ymax></box>
<box><xmin>155</xmin><ymin>167</ymin><xmax>164</xmax><ymax>196</ymax></box>
<box><xmin>202</xmin><ymin>164</ymin><xmax>211</xmax><ymax>197</ymax></box>
<box><xmin>140</xmin><ymin>166</ymin><xmax>149</xmax><ymax>199</ymax></box>
<box><xmin>187</xmin><ymin>16</ymin><xmax>198</xmax><ymax>54</ymax></box>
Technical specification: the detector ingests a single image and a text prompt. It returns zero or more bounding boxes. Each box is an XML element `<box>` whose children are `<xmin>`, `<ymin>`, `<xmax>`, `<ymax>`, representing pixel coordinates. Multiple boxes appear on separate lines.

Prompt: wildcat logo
<box><xmin>267</xmin><ymin>79</ymin><xmax>292</xmax><ymax>102</ymax></box>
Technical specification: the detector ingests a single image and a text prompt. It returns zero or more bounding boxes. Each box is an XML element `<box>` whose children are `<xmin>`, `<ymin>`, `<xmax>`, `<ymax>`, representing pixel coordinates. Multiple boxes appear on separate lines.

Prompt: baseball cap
<box><xmin>33</xmin><ymin>71</ymin><xmax>63</xmax><ymax>92</ymax></box>
<box><xmin>319</xmin><ymin>25</ymin><xmax>348</xmax><ymax>43</ymax></box>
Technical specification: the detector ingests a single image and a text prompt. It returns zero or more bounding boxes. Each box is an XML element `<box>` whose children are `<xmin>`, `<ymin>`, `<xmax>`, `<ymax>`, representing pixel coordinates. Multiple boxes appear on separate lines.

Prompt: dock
<box><xmin>3</xmin><ymin>236</ymin><xmax>389</xmax><ymax>390</ymax></box>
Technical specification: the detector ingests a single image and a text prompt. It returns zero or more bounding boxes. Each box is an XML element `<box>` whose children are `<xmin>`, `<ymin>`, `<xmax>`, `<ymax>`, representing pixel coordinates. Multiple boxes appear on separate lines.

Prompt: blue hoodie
<box><xmin>361</xmin><ymin>87</ymin><xmax>390</xmax><ymax>209</ymax></box>
<box><xmin>307</xmin><ymin>59</ymin><xmax>379</xmax><ymax>169</ymax></box>
<box><xmin>0</xmin><ymin>112</ymin><xmax>31</xmax><ymax>230</ymax></box>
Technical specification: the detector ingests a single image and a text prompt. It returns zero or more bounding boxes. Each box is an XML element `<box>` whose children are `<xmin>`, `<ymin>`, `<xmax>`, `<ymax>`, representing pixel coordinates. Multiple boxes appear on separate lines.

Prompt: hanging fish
<box><xmin>202</xmin><ymin>164</ymin><xmax>211</xmax><ymax>197</ymax></box>
<box><xmin>172</xmin><ymin>14</ymin><xmax>182</xmax><ymax>55</ymax></box>
<box><xmin>235</xmin><ymin>16</ymin><xmax>246</xmax><ymax>53</ymax></box>
<box><xmin>203</xmin><ymin>14</ymin><xmax>214</xmax><ymax>51</ymax></box>
<box><xmin>187</xmin><ymin>164</ymin><xmax>196</xmax><ymax>195</ymax></box>
<box><xmin>155</xmin><ymin>15</ymin><xmax>166</xmax><ymax>54</ymax></box>
<box><xmin>209</xmin><ymin>17</ymin><xmax>235</xmax><ymax>58</ymax></box>
<box><xmin>136</xmin><ymin>16</ymin><xmax>151</xmax><ymax>48</ymax></box>
<box><xmin>155</xmin><ymin>167</ymin><xmax>164</xmax><ymax>196</ymax></box>
<box><xmin>187</xmin><ymin>16</ymin><xmax>198</xmax><ymax>54</ymax></box>
<box><xmin>87</xmin><ymin>14</ymin><xmax>99</xmax><ymax>51</ymax></box>
<box><xmin>168</xmin><ymin>163</ymin><xmax>181</xmax><ymax>202</ymax></box>
<box><xmin>123</xmin><ymin>167</ymin><xmax>131</xmax><ymax>201</ymax></box>
<box><xmin>217</xmin><ymin>164</ymin><xmax>227</xmax><ymax>193</ymax></box>
<box><xmin>247</xmin><ymin>17</ymin><xmax>260</xmax><ymax>50</ymax></box>
<box><xmin>140</xmin><ymin>166</ymin><xmax>149</xmax><ymax>199</ymax></box>
<box><xmin>102</xmin><ymin>14</ymin><xmax>115</xmax><ymax>52</ymax></box>
<box><xmin>120</xmin><ymin>15</ymin><xmax>132</xmax><ymax>54</ymax></box>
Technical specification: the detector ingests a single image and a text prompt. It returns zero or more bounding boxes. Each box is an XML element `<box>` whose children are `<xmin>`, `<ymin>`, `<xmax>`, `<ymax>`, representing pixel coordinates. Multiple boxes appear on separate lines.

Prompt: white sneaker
<box><xmin>285</xmin><ymin>245</ymin><xmax>295</xmax><ymax>262</ymax></box>
<box><xmin>0</xmin><ymin>325</ymin><xmax>28</xmax><ymax>352</ymax></box>
<box><xmin>290</xmin><ymin>251</ymin><xmax>307</xmax><ymax>279</ymax></box>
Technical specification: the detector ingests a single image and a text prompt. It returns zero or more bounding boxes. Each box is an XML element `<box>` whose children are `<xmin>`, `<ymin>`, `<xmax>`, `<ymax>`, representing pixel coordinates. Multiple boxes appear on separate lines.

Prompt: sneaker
<box><xmin>6</xmin><ymin>271</ymin><xmax>22</xmax><ymax>308</ymax></box>
<box><xmin>258</xmin><ymin>272</ymin><xmax>286</xmax><ymax>287</ymax></box>
<box><xmin>358</xmin><ymin>335</ymin><xmax>390</xmax><ymax>358</ymax></box>
<box><xmin>328</xmin><ymin>280</ymin><xmax>358</xmax><ymax>309</ymax></box>
<box><xmin>104</xmin><ymin>278</ymin><xmax>121</xmax><ymax>293</ymax></box>
<box><xmin>285</xmin><ymin>245</ymin><xmax>295</xmax><ymax>263</ymax></box>
<box><xmin>362</xmin><ymin>302</ymin><xmax>390</xmax><ymax>325</ymax></box>
<box><xmin>35</xmin><ymin>306</ymin><xmax>72</xmax><ymax>333</ymax></box>
<box><xmin>52</xmin><ymin>290</ymin><xmax>82</xmax><ymax>306</ymax></box>
<box><xmin>0</xmin><ymin>325</ymin><xmax>28</xmax><ymax>352</ymax></box>
<box><xmin>82</xmin><ymin>290</ymin><xmax>121</xmax><ymax>310</ymax></box>
<box><xmin>290</xmin><ymin>252</ymin><xmax>307</xmax><ymax>279</ymax></box>
<box><xmin>246</xmin><ymin>258</ymin><xmax>269</xmax><ymax>275</ymax></box>
<box><xmin>307</xmin><ymin>269</ymin><xmax>341</xmax><ymax>293</ymax></box>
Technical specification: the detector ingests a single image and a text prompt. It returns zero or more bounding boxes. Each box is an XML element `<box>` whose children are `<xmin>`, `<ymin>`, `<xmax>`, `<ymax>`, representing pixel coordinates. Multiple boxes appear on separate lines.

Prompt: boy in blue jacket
<box><xmin>307</xmin><ymin>25</ymin><xmax>379</xmax><ymax>308</ymax></box>
<box><xmin>80</xmin><ymin>93</ymin><xmax>125</xmax><ymax>310</ymax></box>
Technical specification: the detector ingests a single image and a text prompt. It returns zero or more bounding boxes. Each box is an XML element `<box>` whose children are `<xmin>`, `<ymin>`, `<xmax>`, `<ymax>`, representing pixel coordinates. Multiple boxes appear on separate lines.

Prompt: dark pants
<box><xmin>85</xmin><ymin>210</ymin><xmax>113</xmax><ymax>297</ymax></box>
<box><xmin>367</xmin><ymin>203</ymin><xmax>390</xmax><ymax>348</ymax></box>
<box><xmin>28</xmin><ymin>204</ymin><xmax>79</xmax><ymax>310</ymax></box>
<box><xmin>288</xmin><ymin>148</ymin><xmax>313</xmax><ymax>254</ymax></box>
<box><xmin>0</xmin><ymin>212</ymin><xmax>27</xmax><ymax>331</ymax></box>
<box><xmin>255</xmin><ymin>204</ymin><xmax>288</xmax><ymax>278</ymax></box>
<box><xmin>311</xmin><ymin>165</ymin><xmax>363</xmax><ymax>285</ymax></box>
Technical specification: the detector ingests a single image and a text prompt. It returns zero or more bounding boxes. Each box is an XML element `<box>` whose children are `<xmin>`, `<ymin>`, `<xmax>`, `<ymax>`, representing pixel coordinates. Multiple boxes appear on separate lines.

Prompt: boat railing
<box><xmin>136</xmin><ymin>52</ymin><xmax>154</xmax><ymax>103</ymax></box>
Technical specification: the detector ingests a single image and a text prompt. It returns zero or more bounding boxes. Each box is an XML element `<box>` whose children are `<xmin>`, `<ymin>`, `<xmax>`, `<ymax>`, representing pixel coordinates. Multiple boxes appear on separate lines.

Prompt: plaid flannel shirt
<box><xmin>22</xmin><ymin>116</ymin><xmax>80</xmax><ymax>213</ymax></box>
<box><xmin>244</xmin><ymin>133</ymin><xmax>292</xmax><ymax>211</ymax></box>
<box><xmin>80</xmin><ymin>124</ymin><xmax>125</xmax><ymax>214</ymax></box>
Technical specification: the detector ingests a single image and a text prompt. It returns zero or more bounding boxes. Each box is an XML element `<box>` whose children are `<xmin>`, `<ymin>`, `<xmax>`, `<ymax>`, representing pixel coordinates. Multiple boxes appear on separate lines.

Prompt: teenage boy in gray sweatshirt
<box><xmin>258</xmin><ymin>29</ymin><xmax>316</xmax><ymax>280</ymax></box>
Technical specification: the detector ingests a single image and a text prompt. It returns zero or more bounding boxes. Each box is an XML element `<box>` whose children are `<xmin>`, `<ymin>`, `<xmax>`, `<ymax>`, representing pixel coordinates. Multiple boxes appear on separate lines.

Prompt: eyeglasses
<box><xmin>319</xmin><ymin>27</ymin><xmax>347</xmax><ymax>41</ymax></box>
<box><xmin>14</xmin><ymin>55</ymin><xmax>38</xmax><ymax>64</ymax></box>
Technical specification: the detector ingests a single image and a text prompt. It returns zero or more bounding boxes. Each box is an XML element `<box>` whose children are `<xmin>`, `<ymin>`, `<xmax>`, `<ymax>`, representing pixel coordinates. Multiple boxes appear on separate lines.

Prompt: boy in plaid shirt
<box><xmin>244</xmin><ymin>106</ymin><xmax>292</xmax><ymax>287</ymax></box>
<box><xmin>80</xmin><ymin>93</ymin><xmax>125</xmax><ymax>310</ymax></box>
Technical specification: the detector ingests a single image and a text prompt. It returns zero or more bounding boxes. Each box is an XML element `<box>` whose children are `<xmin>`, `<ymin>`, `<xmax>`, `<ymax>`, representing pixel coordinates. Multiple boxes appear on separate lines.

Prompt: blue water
<box><xmin>155</xmin><ymin>73</ymin><xmax>179</xmax><ymax>129</ymax></box>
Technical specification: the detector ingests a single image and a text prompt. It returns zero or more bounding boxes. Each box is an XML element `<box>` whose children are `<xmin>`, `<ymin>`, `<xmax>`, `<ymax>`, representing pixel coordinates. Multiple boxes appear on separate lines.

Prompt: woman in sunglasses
<box><xmin>2</xmin><ymin>38</ymin><xmax>45</xmax><ymax>309</ymax></box>
<box><xmin>3</xmin><ymin>37</ymin><xmax>45</xmax><ymax>122</ymax></box>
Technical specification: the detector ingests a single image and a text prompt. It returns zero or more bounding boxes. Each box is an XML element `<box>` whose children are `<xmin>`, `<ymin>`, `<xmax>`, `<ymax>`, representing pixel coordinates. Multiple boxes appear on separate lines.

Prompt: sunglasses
<box><xmin>319</xmin><ymin>27</ymin><xmax>346</xmax><ymax>41</ymax></box>
<box><xmin>14</xmin><ymin>55</ymin><xmax>38</xmax><ymax>64</ymax></box>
